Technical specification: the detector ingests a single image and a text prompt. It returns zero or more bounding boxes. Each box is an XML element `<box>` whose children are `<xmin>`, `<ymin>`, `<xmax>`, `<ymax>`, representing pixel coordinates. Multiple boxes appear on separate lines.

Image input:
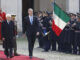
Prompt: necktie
<box><xmin>7</xmin><ymin>21</ymin><xmax>10</xmax><ymax>24</ymax></box>
<box><xmin>30</xmin><ymin>17</ymin><xmax>33</xmax><ymax>25</ymax></box>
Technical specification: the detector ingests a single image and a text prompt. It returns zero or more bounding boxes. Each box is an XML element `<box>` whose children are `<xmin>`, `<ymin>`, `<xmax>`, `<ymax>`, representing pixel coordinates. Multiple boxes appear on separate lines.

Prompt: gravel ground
<box><xmin>0</xmin><ymin>37</ymin><xmax>80</xmax><ymax>60</ymax></box>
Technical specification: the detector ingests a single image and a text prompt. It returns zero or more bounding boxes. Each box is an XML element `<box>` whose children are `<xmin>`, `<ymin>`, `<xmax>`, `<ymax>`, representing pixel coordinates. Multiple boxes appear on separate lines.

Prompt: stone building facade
<box><xmin>0</xmin><ymin>0</ymin><xmax>79</xmax><ymax>32</ymax></box>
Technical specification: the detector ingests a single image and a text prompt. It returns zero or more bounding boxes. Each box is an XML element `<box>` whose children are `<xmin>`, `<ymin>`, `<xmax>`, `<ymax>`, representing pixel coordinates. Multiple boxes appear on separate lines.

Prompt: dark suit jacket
<box><xmin>23</xmin><ymin>16</ymin><xmax>39</xmax><ymax>35</ymax></box>
<box><xmin>1</xmin><ymin>20</ymin><xmax>15</xmax><ymax>48</ymax></box>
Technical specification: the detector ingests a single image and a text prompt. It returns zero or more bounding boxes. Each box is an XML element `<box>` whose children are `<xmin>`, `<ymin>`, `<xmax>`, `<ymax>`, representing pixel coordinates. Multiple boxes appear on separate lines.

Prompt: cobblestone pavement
<box><xmin>0</xmin><ymin>37</ymin><xmax>80</xmax><ymax>60</ymax></box>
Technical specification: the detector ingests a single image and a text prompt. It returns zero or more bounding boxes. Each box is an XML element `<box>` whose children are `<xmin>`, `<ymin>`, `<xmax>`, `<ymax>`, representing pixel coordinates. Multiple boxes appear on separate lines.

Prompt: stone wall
<box><xmin>1</xmin><ymin>0</ymin><xmax>22</xmax><ymax>32</ymax></box>
<box><xmin>56</xmin><ymin>0</ymin><xmax>66</xmax><ymax>11</ymax></box>
<box><xmin>0</xmin><ymin>0</ymin><xmax>80</xmax><ymax>32</ymax></box>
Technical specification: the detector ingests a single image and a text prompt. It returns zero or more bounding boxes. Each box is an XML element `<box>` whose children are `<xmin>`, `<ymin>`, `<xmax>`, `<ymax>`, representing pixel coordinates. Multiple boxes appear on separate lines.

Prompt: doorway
<box><xmin>22</xmin><ymin>0</ymin><xmax>34</xmax><ymax>17</ymax></box>
<box><xmin>22</xmin><ymin>0</ymin><xmax>34</xmax><ymax>31</ymax></box>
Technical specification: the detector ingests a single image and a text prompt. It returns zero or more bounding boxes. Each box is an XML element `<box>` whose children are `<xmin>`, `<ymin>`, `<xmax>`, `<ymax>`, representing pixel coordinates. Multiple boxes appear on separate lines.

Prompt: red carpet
<box><xmin>0</xmin><ymin>51</ymin><xmax>44</xmax><ymax>60</ymax></box>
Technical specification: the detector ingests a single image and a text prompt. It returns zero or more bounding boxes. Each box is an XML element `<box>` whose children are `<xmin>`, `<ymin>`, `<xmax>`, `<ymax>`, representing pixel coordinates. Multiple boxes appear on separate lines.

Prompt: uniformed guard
<box><xmin>11</xmin><ymin>15</ymin><xmax>19</xmax><ymax>56</ymax></box>
<box><xmin>70</xmin><ymin>14</ymin><xmax>77</xmax><ymax>54</ymax></box>
<box><xmin>63</xmin><ymin>23</ymin><xmax>72</xmax><ymax>53</ymax></box>
<box><xmin>49</xmin><ymin>13</ymin><xmax>57</xmax><ymax>51</ymax></box>
<box><xmin>74</xmin><ymin>16</ymin><xmax>80</xmax><ymax>55</ymax></box>
<box><xmin>37</xmin><ymin>11</ymin><xmax>44</xmax><ymax>48</ymax></box>
<box><xmin>59</xmin><ymin>14</ymin><xmax>77</xmax><ymax>54</ymax></box>
<box><xmin>41</xmin><ymin>12</ymin><xmax>51</xmax><ymax>52</ymax></box>
<box><xmin>64</xmin><ymin>14</ymin><xmax>77</xmax><ymax>54</ymax></box>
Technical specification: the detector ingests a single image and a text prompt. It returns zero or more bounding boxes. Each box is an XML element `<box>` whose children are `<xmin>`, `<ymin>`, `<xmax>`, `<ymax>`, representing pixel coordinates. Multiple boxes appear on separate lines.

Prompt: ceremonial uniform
<box><xmin>70</xmin><ymin>19</ymin><xmax>77</xmax><ymax>54</ymax></box>
<box><xmin>49</xmin><ymin>27</ymin><xmax>57</xmax><ymax>51</ymax></box>
<box><xmin>37</xmin><ymin>16</ymin><xmax>44</xmax><ymax>48</ymax></box>
<box><xmin>13</xmin><ymin>20</ymin><xmax>18</xmax><ymax>55</ymax></box>
<box><xmin>63</xmin><ymin>24</ymin><xmax>72</xmax><ymax>53</ymax></box>
<box><xmin>74</xmin><ymin>21</ymin><xmax>80</xmax><ymax>54</ymax></box>
<box><xmin>42</xmin><ymin>16</ymin><xmax>51</xmax><ymax>51</ymax></box>
<box><xmin>59</xmin><ymin>28</ymin><xmax>66</xmax><ymax>52</ymax></box>
<box><xmin>49</xmin><ymin>18</ymin><xmax>57</xmax><ymax>51</ymax></box>
<box><xmin>59</xmin><ymin>19</ymin><xmax>76</xmax><ymax>53</ymax></box>
<box><xmin>52</xmin><ymin>20</ymin><xmax>60</xmax><ymax>51</ymax></box>
<box><xmin>0</xmin><ymin>12</ymin><xmax>6</xmax><ymax>40</ymax></box>
<box><xmin>64</xmin><ymin>19</ymin><xmax>76</xmax><ymax>53</ymax></box>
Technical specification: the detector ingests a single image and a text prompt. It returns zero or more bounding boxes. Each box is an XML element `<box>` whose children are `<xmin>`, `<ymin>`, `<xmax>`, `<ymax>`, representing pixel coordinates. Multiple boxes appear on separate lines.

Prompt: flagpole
<box><xmin>54</xmin><ymin>0</ymin><xmax>56</xmax><ymax>2</ymax></box>
<box><xmin>54</xmin><ymin>0</ymin><xmax>55</xmax><ymax>9</ymax></box>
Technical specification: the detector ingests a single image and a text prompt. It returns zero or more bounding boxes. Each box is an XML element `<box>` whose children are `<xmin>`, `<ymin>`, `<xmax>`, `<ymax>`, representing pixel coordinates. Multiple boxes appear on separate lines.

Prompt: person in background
<box><xmin>62</xmin><ymin>22</ymin><xmax>72</xmax><ymax>53</ymax></box>
<box><xmin>0</xmin><ymin>8</ymin><xmax>6</xmax><ymax>40</ymax></box>
<box><xmin>11</xmin><ymin>15</ymin><xmax>19</xmax><ymax>56</ymax></box>
<box><xmin>49</xmin><ymin>13</ymin><xmax>57</xmax><ymax>51</ymax></box>
<box><xmin>59</xmin><ymin>14</ymin><xmax>77</xmax><ymax>53</ymax></box>
<box><xmin>69</xmin><ymin>14</ymin><xmax>77</xmax><ymax>54</ymax></box>
<box><xmin>1</xmin><ymin>14</ymin><xmax>15</xmax><ymax>58</ymax></box>
<box><xmin>37</xmin><ymin>11</ymin><xmax>44</xmax><ymax>48</ymax></box>
<box><xmin>0</xmin><ymin>8</ymin><xmax>6</xmax><ymax>20</ymax></box>
<box><xmin>52</xmin><ymin>16</ymin><xmax>60</xmax><ymax>52</ymax></box>
<box><xmin>74</xmin><ymin>16</ymin><xmax>80</xmax><ymax>55</ymax></box>
<box><xmin>41</xmin><ymin>12</ymin><xmax>51</xmax><ymax>52</ymax></box>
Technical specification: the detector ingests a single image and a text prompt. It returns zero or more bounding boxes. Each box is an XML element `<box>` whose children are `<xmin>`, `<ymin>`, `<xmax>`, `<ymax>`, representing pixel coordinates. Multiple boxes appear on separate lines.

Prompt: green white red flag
<box><xmin>52</xmin><ymin>2</ymin><xmax>70</xmax><ymax>36</ymax></box>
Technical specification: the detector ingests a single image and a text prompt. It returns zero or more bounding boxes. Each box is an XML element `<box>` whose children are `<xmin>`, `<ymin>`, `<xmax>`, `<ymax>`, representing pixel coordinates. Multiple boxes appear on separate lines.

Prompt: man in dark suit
<box><xmin>23</xmin><ymin>8</ymin><xmax>39</xmax><ymax>59</ymax></box>
<box><xmin>1</xmin><ymin>14</ymin><xmax>15</xmax><ymax>58</ymax></box>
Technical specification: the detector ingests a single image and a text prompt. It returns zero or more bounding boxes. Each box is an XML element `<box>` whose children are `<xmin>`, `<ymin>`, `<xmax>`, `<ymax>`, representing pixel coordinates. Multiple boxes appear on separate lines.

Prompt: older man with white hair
<box><xmin>1</xmin><ymin>14</ymin><xmax>15</xmax><ymax>58</ymax></box>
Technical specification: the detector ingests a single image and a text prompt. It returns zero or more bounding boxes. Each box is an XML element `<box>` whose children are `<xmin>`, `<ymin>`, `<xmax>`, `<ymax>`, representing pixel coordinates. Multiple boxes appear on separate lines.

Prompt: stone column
<box><xmin>56</xmin><ymin>0</ymin><xmax>66</xmax><ymax>11</ymax></box>
<box><xmin>66</xmin><ymin>0</ymin><xmax>69</xmax><ymax>13</ymax></box>
<box><xmin>34</xmin><ymin>0</ymin><xmax>40</xmax><ymax>12</ymax></box>
<box><xmin>68</xmin><ymin>0</ymin><xmax>79</xmax><ymax>14</ymax></box>
<box><xmin>39</xmin><ymin>0</ymin><xmax>53</xmax><ymax>12</ymax></box>
<box><xmin>1</xmin><ymin>0</ymin><xmax>6</xmax><ymax>11</ymax></box>
<box><xmin>16</xmin><ymin>0</ymin><xmax>22</xmax><ymax>32</ymax></box>
<box><xmin>1</xmin><ymin>0</ymin><xmax>22</xmax><ymax>32</ymax></box>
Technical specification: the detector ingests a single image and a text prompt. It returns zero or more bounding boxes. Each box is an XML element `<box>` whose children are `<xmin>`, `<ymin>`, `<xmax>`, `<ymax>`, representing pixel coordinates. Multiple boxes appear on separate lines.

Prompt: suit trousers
<box><xmin>26</xmin><ymin>33</ymin><xmax>36</xmax><ymax>56</ymax></box>
<box><xmin>4</xmin><ymin>48</ymin><xmax>13</xmax><ymax>57</ymax></box>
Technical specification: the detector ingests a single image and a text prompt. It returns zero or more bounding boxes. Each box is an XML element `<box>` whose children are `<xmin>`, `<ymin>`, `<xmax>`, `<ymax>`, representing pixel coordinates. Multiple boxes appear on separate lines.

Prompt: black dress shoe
<box><xmin>14</xmin><ymin>53</ymin><xmax>20</xmax><ymax>56</ymax></box>
<box><xmin>10</xmin><ymin>56</ymin><xmax>14</xmax><ymax>58</ymax></box>
<box><xmin>29</xmin><ymin>56</ymin><xmax>33</xmax><ymax>59</ymax></box>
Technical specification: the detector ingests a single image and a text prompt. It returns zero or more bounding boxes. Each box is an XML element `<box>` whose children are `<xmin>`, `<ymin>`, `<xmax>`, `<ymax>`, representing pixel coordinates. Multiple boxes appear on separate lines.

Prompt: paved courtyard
<box><xmin>0</xmin><ymin>37</ymin><xmax>80</xmax><ymax>60</ymax></box>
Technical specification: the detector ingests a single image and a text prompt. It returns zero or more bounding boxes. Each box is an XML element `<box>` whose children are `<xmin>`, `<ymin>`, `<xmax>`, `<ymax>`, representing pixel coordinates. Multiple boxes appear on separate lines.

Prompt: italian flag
<box><xmin>52</xmin><ymin>3</ymin><xmax>70</xmax><ymax>36</ymax></box>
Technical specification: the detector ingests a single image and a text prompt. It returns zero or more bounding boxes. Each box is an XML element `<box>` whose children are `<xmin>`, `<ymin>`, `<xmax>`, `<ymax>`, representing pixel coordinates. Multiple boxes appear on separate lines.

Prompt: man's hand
<box><xmin>36</xmin><ymin>32</ymin><xmax>39</xmax><ymax>36</ymax></box>
<box><xmin>2</xmin><ymin>38</ymin><xmax>5</xmax><ymax>41</ymax></box>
